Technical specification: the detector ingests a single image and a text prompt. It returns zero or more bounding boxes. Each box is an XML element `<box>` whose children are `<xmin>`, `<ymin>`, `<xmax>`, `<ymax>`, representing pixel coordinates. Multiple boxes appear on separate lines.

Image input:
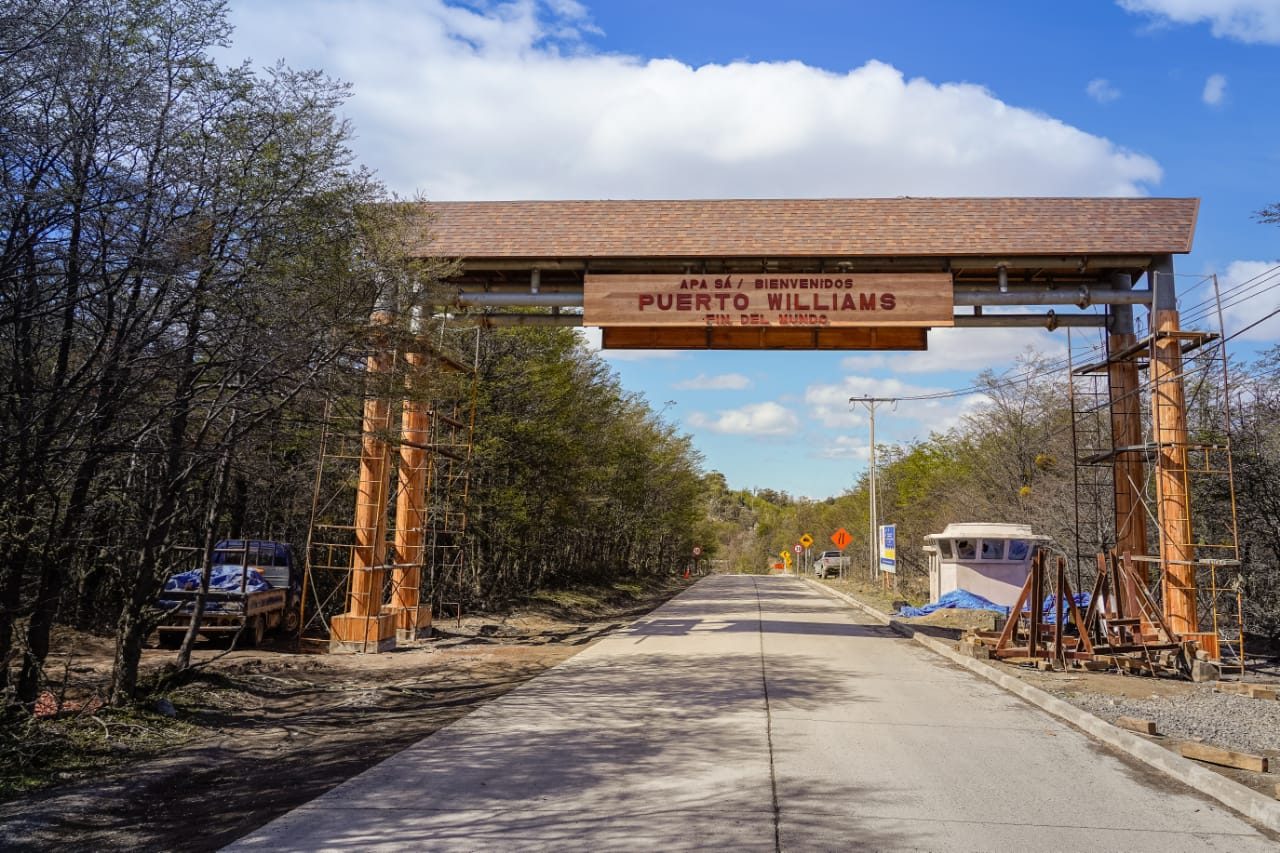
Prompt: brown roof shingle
<box><xmin>412</xmin><ymin>197</ymin><xmax>1198</xmax><ymax>259</ymax></box>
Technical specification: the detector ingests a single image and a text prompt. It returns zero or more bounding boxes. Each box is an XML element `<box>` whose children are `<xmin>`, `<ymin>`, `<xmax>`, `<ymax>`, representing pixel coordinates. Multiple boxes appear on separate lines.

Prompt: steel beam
<box><xmin>450</xmin><ymin>287</ymin><xmax>1150</xmax><ymax>310</ymax></box>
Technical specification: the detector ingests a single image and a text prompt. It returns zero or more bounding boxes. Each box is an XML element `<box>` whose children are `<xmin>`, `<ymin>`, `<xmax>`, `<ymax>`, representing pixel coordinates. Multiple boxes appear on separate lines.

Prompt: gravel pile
<box><xmin>1059</xmin><ymin>686</ymin><xmax>1280</xmax><ymax>756</ymax></box>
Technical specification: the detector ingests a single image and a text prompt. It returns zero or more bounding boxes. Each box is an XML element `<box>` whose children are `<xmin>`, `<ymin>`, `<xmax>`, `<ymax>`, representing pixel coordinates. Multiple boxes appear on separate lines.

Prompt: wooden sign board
<box><xmin>584</xmin><ymin>273</ymin><xmax>954</xmax><ymax>330</ymax></box>
<box><xmin>601</xmin><ymin>326</ymin><xmax>927</xmax><ymax>351</ymax></box>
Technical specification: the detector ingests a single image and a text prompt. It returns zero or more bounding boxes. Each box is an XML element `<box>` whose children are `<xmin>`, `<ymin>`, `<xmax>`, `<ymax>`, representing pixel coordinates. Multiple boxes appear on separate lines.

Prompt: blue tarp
<box><xmin>894</xmin><ymin>589</ymin><xmax>1092</xmax><ymax>623</ymax></box>
<box><xmin>1037</xmin><ymin>593</ymin><xmax>1091</xmax><ymax>624</ymax></box>
<box><xmin>895</xmin><ymin>589</ymin><xmax>1007</xmax><ymax>618</ymax></box>
<box><xmin>159</xmin><ymin>565</ymin><xmax>270</xmax><ymax>611</ymax></box>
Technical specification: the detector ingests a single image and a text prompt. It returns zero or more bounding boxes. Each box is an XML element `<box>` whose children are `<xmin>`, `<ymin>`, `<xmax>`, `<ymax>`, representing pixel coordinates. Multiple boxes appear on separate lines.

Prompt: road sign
<box><xmin>792</xmin><ymin>543</ymin><xmax>803</xmax><ymax>554</ymax></box>
<box><xmin>799</xmin><ymin>533</ymin><xmax>813</xmax><ymax>548</ymax></box>
<box><xmin>692</xmin><ymin>545</ymin><xmax>702</xmax><ymax>557</ymax></box>
<box><xmin>831</xmin><ymin>527</ymin><xmax>852</xmax><ymax>550</ymax></box>
<box><xmin>879</xmin><ymin>524</ymin><xmax>897</xmax><ymax>573</ymax></box>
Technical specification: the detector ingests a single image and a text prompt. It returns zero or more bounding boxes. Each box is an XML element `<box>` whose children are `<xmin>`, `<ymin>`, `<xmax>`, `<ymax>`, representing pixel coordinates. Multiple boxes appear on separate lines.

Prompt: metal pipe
<box><xmin>953</xmin><ymin>288</ymin><xmax>1151</xmax><ymax>308</ymax></box>
<box><xmin>453</xmin><ymin>313</ymin><xmax>584</xmax><ymax>327</ymax></box>
<box><xmin>951</xmin><ymin>313</ymin><xmax>1107</xmax><ymax>329</ymax></box>
<box><xmin>453</xmin><ymin>287</ymin><xmax>1151</xmax><ymax>310</ymax></box>
<box><xmin>455</xmin><ymin>292</ymin><xmax>582</xmax><ymax>308</ymax></box>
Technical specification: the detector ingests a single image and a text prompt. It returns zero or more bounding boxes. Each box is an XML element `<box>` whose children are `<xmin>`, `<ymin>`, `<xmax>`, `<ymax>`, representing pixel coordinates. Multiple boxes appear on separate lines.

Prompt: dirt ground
<box><xmin>0</xmin><ymin>580</ymin><xmax>691</xmax><ymax>852</ymax></box>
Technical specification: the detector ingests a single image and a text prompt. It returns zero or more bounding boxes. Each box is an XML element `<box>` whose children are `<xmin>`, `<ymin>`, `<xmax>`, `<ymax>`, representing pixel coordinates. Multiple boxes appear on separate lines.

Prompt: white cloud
<box><xmin>840</xmin><ymin>325</ymin><xmax>1073</xmax><ymax>375</ymax></box>
<box><xmin>672</xmin><ymin>373</ymin><xmax>752</xmax><ymax>390</ymax></box>
<box><xmin>1118</xmin><ymin>0</ymin><xmax>1280</xmax><ymax>44</ymax></box>
<box><xmin>687</xmin><ymin>402</ymin><xmax>799</xmax><ymax>435</ymax></box>
<box><xmin>1086</xmin><ymin>78</ymin><xmax>1122</xmax><ymax>103</ymax></box>
<box><xmin>1202</xmin><ymin>72</ymin><xmax>1228</xmax><ymax>105</ymax></box>
<box><xmin>1215</xmin><ymin>261</ymin><xmax>1280</xmax><ymax>341</ymax></box>
<box><xmin>819</xmin><ymin>435</ymin><xmax>872</xmax><ymax>461</ymax></box>
<box><xmin>802</xmin><ymin>375</ymin><xmax>984</xmax><ymax>436</ymax></box>
<box><xmin>224</xmin><ymin>1</ymin><xmax>1163</xmax><ymax>200</ymax></box>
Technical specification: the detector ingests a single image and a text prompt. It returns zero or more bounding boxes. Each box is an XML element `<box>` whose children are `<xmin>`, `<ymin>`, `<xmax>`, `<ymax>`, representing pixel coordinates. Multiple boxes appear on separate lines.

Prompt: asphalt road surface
<box><xmin>225</xmin><ymin>575</ymin><xmax>1278</xmax><ymax>852</ymax></box>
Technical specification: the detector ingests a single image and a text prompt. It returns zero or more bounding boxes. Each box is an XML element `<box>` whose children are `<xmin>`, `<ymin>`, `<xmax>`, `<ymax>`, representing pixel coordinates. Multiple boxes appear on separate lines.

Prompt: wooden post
<box><xmin>1149</xmin><ymin>258</ymin><xmax>1197</xmax><ymax>636</ymax></box>
<box><xmin>390</xmin><ymin>349</ymin><xmax>432</xmax><ymax>639</ymax></box>
<box><xmin>352</xmin><ymin>344</ymin><xmax>392</xmax><ymax>612</ymax></box>
<box><xmin>330</xmin><ymin>310</ymin><xmax>398</xmax><ymax>652</ymax></box>
<box><xmin>1106</xmin><ymin>273</ymin><xmax>1149</xmax><ymax>577</ymax></box>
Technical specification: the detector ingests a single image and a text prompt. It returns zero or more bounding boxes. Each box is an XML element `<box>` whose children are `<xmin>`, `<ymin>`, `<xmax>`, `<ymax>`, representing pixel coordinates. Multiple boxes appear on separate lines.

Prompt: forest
<box><xmin>3</xmin><ymin>0</ymin><xmax>1279</xmax><ymax>734</ymax></box>
<box><xmin>0</xmin><ymin>0</ymin><xmax>712</xmax><ymax>716</ymax></box>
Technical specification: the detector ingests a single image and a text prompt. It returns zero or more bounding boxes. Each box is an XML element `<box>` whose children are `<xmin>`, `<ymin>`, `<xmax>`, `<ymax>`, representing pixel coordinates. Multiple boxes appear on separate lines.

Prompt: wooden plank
<box><xmin>584</xmin><ymin>272</ymin><xmax>954</xmax><ymax>328</ymax></box>
<box><xmin>1053</xmin><ymin>555</ymin><xmax>1066</xmax><ymax>664</ymax></box>
<box><xmin>1216</xmin><ymin>683</ymin><xmax>1279</xmax><ymax>701</ymax></box>
<box><xmin>1117</xmin><ymin>716</ymin><xmax>1158</xmax><ymax>735</ymax></box>
<box><xmin>1028</xmin><ymin>550</ymin><xmax>1044</xmax><ymax>657</ymax></box>
<box><xmin>1180</xmin><ymin>742</ymin><xmax>1268</xmax><ymax>773</ymax></box>
<box><xmin>600</xmin><ymin>325</ymin><xmax>929</xmax><ymax>351</ymax></box>
<box><xmin>994</xmin><ymin>566</ymin><xmax>1035</xmax><ymax>656</ymax></box>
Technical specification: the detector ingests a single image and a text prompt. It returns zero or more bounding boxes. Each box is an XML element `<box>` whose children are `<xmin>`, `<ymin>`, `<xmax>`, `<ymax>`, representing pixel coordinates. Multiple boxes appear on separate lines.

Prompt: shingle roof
<box><xmin>412</xmin><ymin>198</ymin><xmax>1198</xmax><ymax>259</ymax></box>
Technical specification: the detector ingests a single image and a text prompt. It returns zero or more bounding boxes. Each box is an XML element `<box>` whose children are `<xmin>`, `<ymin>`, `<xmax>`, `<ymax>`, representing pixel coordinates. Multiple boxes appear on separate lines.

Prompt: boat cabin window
<box><xmin>954</xmin><ymin>539</ymin><xmax>976</xmax><ymax>560</ymax></box>
<box><xmin>980</xmin><ymin>539</ymin><xmax>1004</xmax><ymax>560</ymax></box>
<box><xmin>1007</xmin><ymin>539</ymin><xmax>1030</xmax><ymax>561</ymax></box>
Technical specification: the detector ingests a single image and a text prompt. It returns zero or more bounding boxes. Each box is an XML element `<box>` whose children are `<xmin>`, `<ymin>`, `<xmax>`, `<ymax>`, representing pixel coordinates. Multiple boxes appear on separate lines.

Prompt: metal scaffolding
<box><xmin>1069</xmin><ymin>273</ymin><xmax>1245</xmax><ymax>676</ymax></box>
<box><xmin>300</xmin><ymin>325</ymin><xmax>478</xmax><ymax>649</ymax></box>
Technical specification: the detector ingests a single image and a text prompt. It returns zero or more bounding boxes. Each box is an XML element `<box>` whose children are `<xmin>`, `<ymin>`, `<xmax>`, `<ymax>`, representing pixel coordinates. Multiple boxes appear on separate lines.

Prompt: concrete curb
<box><xmin>809</xmin><ymin>579</ymin><xmax>1280</xmax><ymax>834</ymax></box>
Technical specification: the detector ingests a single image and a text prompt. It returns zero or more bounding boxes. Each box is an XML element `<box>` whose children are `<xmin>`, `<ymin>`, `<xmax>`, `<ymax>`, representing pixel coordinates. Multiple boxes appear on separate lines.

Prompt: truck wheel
<box><xmin>246</xmin><ymin>616</ymin><xmax>266</xmax><ymax>648</ymax></box>
<box><xmin>282</xmin><ymin>606</ymin><xmax>300</xmax><ymax>636</ymax></box>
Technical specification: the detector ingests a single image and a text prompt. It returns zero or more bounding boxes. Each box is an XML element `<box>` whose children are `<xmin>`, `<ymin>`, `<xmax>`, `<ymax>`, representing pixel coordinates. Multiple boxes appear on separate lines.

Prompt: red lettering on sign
<box><xmin>880</xmin><ymin>293</ymin><xmax>896</xmax><ymax>310</ymax></box>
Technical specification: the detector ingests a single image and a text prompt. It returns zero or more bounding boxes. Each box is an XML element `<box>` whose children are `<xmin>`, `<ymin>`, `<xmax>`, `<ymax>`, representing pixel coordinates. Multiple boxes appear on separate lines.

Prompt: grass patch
<box><xmin>528</xmin><ymin>575</ymin><xmax>692</xmax><ymax>621</ymax></box>
<box><xmin>0</xmin><ymin>705</ymin><xmax>199</xmax><ymax>801</ymax></box>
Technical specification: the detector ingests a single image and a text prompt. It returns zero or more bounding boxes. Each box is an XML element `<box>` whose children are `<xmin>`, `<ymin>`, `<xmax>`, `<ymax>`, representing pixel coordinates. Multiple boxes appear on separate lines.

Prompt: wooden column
<box><xmin>330</xmin><ymin>312</ymin><xmax>398</xmax><ymax>652</ymax></box>
<box><xmin>389</xmin><ymin>349</ymin><xmax>433</xmax><ymax>639</ymax></box>
<box><xmin>1149</xmin><ymin>259</ymin><xmax>1197</xmax><ymax>635</ymax></box>
<box><xmin>1106</xmin><ymin>274</ymin><xmax>1148</xmax><ymax>577</ymax></box>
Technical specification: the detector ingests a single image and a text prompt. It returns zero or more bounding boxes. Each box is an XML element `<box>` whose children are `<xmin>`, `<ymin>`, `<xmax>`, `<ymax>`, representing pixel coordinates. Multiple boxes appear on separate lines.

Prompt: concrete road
<box><xmin>226</xmin><ymin>575</ymin><xmax>1278</xmax><ymax>852</ymax></box>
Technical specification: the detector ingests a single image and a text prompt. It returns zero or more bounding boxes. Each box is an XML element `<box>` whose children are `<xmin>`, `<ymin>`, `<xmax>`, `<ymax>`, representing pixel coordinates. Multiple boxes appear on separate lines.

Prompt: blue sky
<box><xmin>223</xmin><ymin>0</ymin><xmax>1280</xmax><ymax>499</ymax></box>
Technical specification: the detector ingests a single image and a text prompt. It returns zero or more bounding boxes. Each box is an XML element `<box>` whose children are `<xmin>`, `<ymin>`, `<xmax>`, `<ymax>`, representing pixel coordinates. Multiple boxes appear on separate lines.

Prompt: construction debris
<box><xmin>1180</xmin><ymin>742</ymin><xmax>1269</xmax><ymax>773</ymax></box>
<box><xmin>1116</xmin><ymin>716</ymin><xmax>1158</xmax><ymax>735</ymax></box>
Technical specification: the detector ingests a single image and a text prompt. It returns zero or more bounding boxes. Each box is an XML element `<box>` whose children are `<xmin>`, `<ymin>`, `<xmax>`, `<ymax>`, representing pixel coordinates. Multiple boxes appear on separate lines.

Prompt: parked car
<box><xmin>815</xmin><ymin>551</ymin><xmax>848</xmax><ymax>579</ymax></box>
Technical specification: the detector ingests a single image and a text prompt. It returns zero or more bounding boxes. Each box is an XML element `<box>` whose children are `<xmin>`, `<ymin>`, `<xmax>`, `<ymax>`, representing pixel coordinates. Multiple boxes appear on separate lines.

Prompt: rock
<box><xmin>154</xmin><ymin>698</ymin><xmax>177</xmax><ymax>718</ymax></box>
<box><xmin>1191</xmin><ymin>659</ymin><xmax>1220</xmax><ymax>684</ymax></box>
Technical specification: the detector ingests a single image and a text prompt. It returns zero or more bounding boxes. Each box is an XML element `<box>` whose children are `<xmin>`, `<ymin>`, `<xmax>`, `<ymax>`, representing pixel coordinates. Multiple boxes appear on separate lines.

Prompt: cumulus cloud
<box><xmin>840</xmin><ymin>325</ymin><xmax>1074</xmax><ymax>375</ymax></box>
<box><xmin>803</xmin><ymin>375</ymin><xmax>984</xmax><ymax>436</ymax></box>
<box><xmin>1086</xmin><ymin>78</ymin><xmax>1122</xmax><ymax>103</ymax></box>
<box><xmin>687</xmin><ymin>402</ymin><xmax>799</xmax><ymax>435</ymax></box>
<box><xmin>1215</xmin><ymin>261</ymin><xmax>1280</xmax><ymax>341</ymax></box>
<box><xmin>224</xmin><ymin>1</ymin><xmax>1163</xmax><ymax>199</ymax></box>
<box><xmin>672</xmin><ymin>373</ymin><xmax>752</xmax><ymax>390</ymax></box>
<box><xmin>819</xmin><ymin>434</ymin><xmax>873</xmax><ymax>461</ymax></box>
<box><xmin>1118</xmin><ymin>0</ymin><xmax>1280</xmax><ymax>44</ymax></box>
<box><xmin>1202</xmin><ymin>72</ymin><xmax>1228</xmax><ymax>105</ymax></box>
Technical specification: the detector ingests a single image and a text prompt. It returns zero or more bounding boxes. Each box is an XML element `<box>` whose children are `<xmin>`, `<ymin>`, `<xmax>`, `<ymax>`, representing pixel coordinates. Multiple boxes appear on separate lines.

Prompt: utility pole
<box><xmin>851</xmin><ymin>397</ymin><xmax>897</xmax><ymax>580</ymax></box>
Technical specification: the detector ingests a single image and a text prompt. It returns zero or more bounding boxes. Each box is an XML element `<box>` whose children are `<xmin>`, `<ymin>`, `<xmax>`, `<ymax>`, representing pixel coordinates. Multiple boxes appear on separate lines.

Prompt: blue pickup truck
<box><xmin>155</xmin><ymin>540</ymin><xmax>302</xmax><ymax>648</ymax></box>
